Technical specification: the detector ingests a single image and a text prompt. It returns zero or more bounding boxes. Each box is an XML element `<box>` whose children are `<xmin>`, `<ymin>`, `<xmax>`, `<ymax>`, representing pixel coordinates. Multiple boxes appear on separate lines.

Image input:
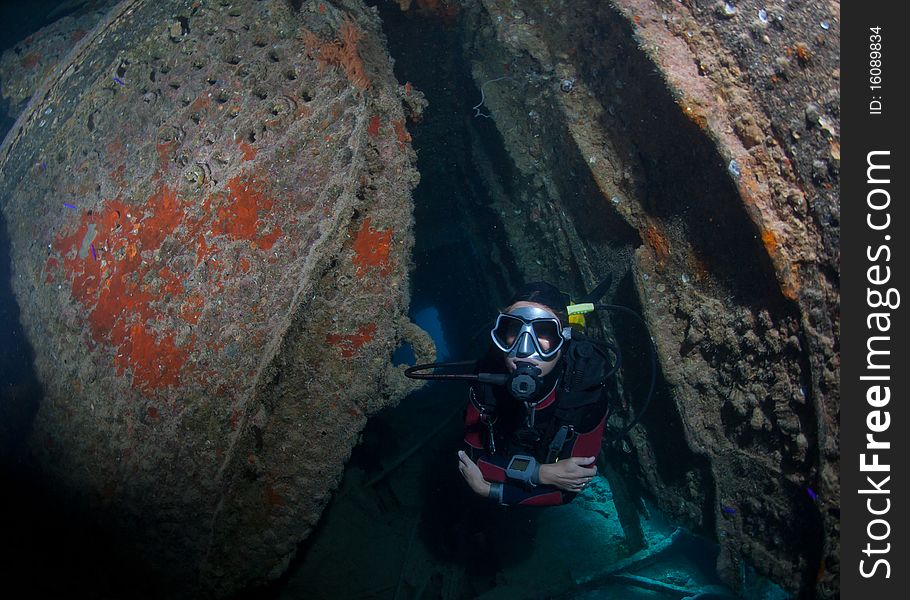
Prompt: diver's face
<box><xmin>500</xmin><ymin>301</ymin><xmax>563</xmax><ymax>376</ymax></box>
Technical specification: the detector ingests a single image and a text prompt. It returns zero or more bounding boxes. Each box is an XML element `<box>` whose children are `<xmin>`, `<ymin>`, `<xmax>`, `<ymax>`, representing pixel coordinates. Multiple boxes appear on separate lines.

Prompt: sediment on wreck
<box><xmin>458</xmin><ymin>0</ymin><xmax>839</xmax><ymax>596</ymax></box>
<box><xmin>0</xmin><ymin>0</ymin><xmax>431</xmax><ymax>595</ymax></box>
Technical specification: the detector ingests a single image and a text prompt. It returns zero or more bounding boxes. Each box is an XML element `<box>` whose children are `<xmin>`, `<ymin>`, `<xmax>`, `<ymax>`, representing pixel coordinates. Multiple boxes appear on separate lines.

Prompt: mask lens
<box><xmin>532</xmin><ymin>320</ymin><xmax>562</xmax><ymax>354</ymax></box>
<box><xmin>493</xmin><ymin>315</ymin><xmax>524</xmax><ymax>350</ymax></box>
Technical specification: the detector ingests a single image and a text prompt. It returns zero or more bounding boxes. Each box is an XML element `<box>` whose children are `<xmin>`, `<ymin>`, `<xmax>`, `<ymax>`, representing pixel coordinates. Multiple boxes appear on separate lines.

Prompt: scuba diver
<box><xmin>406</xmin><ymin>279</ymin><xmax>660</xmax><ymax>510</ymax></box>
<box><xmin>406</xmin><ymin>280</ymin><xmax>655</xmax><ymax>508</ymax></box>
<box><xmin>458</xmin><ymin>282</ymin><xmax>608</xmax><ymax>506</ymax></box>
<box><xmin>405</xmin><ymin>280</ymin><xmax>655</xmax><ymax>573</ymax></box>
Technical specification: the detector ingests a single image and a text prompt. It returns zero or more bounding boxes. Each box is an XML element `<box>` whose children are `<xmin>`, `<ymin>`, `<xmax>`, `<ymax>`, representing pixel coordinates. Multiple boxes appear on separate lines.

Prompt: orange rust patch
<box><xmin>238</xmin><ymin>141</ymin><xmax>257</xmax><ymax>162</ymax></box>
<box><xmin>115</xmin><ymin>323</ymin><xmax>187</xmax><ymax>390</ymax></box>
<box><xmin>760</xmin><ymin>228</ymin><xmax>778</xmax><ymax>254</ymax></box>
<box><xmin>368</xmin><ymin>115</ymin><xmax>381</xmax><ymax>137</ymax></box>
<box><xmin>21</xmin><ymin>52</ymin><xmax>40</xmax><ymax>70</ymax></box>
<box><xmin>160</xmin><ymin>267</ymin><xmax>184</xmax><ymax>296</ymax></box>
<box><xmin>180</xmin><ymin>294</ymin><xmax>205</xmax><ymax>324</ymax></box>
<box><xmin>759</xmin><ymin>228</ymin><xmax>799</xmax><ymax>300</ymax></box>
<box><xmin>211</xmin><ymin>175</ymin><xmax>283</xmax><ymax>249</ymax></box>
<box><xmin>326</xmin><ymin>323</ymin><xmax>377</xmax><ymax>358</ymax></box>
<box><xmin>679</xmin><ymin>100</ymin><xmax>708</xmax><ymax>130</ymax></box>
<box><xmin>194</xmin><ymin>235</ymin><xmax>213</xmax><ymax>265</ymax></box>
<box><xmin>70</xmin><ymin>28</ymin><xmax>87</xmax><ymax>43</ymax></box>
<box><xmin>147</xmin><ymin>406</ymin><xmax>160</xmax><ymax>421</ymax></box>
<box><xmin>301</xmin><ymin>15</ymin><xmax>371</xmax><ymax>89</ymax></box>
<box><xmin>643</xmin><ymin>222</ymin><xmax>670</xmax><ymax>265</ymax></box>
<box><xmin>391</xmin><ymin>120</ymin><xmax>411</xmax><ymax>149</ymax></box>
<box><xmin>794</xmin><ymin>43</ymin><xmax>811</xmax><ymax>65</ymax></box>
<box><xmin>45</xmin><ymin>174</ymin><xmax>286</xmax><ymax>394</ymax></box>
<box><xmin>352</xmin><ymin>218</ymin><xmax>393</xmax><ymax>277</ymax></box>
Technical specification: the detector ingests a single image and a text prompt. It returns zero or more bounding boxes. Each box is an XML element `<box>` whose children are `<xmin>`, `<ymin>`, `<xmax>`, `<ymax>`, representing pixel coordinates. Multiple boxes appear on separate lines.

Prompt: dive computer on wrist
<box><xmin>506</xmin><ymin>454</ymin><xmax>540</xmax><ymax>486</ymax></box>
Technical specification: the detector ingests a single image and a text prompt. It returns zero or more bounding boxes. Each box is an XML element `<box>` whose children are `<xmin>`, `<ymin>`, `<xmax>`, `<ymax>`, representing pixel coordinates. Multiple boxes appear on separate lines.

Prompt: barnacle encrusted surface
<box><xmin>0</xmin><ymin>0</ymin><xmax>429</xmax><ymax>595</ymax></box>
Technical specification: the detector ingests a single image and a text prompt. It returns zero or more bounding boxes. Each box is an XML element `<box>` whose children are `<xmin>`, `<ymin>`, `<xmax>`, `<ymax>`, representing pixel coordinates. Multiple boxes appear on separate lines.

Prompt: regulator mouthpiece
<box><xmin>508</xmin><ymin>361</ymin><xmax>543</xmax><ymax>401</ymax></box>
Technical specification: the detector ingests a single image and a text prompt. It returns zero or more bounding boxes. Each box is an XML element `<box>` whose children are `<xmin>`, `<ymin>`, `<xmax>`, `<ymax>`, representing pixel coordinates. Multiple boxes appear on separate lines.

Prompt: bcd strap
<box><xmin>546</xmin><ymin>424</ymin><xmax>574</xmax><ymax>463</ymax></box>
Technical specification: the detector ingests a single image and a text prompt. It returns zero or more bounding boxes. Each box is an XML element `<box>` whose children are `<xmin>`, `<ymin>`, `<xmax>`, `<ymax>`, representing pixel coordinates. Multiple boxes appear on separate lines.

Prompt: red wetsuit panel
<box><xmin>462</xmin><ymin>378</ymin><xmax>606</xmax><ymax>507</ymax></box>
<box><xmin>566</xmin><ymin>412</ymin><xmax>607</xmax><ymax>458</ymax></box>
<box><xmin>477</xmin><ymin>457</ymin><xmax>507</xmax><ymax>482</ymax></box>
<box><xmin>517</xmin><ymin>490</ymin><xmax>564</xmax><ymax>506</ymax></box>
<box><xmin>463</xmin><ymin>401</ymin><xmax>484</xmax><ymax>449</ymax></box>
<box><xmin>533</xmin><ymin>387</ymin><xmax>557</xmax><ymax>410</ymax></box>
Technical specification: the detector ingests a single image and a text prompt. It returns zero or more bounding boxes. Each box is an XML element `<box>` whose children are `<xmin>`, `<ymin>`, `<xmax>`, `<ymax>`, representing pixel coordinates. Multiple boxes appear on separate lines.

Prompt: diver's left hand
<box><xmin>458</xmin><ymin>450</ymin><xmax>492</xmax><ymax>497</ymax></box>
<box><xmin>538</xmin><ymin>456</ymin><xmax>597</xmax><ymax>492</ymax></box>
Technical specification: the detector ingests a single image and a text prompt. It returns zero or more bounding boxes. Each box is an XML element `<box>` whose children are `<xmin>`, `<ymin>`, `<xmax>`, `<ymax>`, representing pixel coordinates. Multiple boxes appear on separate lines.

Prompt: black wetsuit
<box><xmin>463</xmin><ymin>333</ymin><xmax>610</xmax><ymax>506</ymax></box>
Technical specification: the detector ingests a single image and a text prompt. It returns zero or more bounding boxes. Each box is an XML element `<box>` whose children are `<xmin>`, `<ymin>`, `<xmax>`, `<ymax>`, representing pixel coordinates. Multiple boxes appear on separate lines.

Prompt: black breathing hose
<box><xmin>402</xmin><ymin>301</ymin><xmax>658</xmax><ymax>439</ymax></box>
<box><xmin>404</xmin><ymin>360</ymin><xmax>509</xmax><ymax>386</ymax></box>
<box><xmin>595</xmin><ymin>303</ymin><xmax>658</xmax><ymax>439</ymax></box>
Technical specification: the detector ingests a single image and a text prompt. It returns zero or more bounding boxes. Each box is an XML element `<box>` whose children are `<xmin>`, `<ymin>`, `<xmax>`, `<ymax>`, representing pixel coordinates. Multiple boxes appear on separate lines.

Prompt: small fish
<box><xmin>807</xmin><ymin>487</ymin><xmax>818</xmax><ymax>501</ymax></box>
<box><xmin>113</xmin><ymin>76</ymin><xmax>125</xmax><ymax>86</ymax></box>
<box><xmin>90</xmin><ymin>243</ymin><xmax>97</xmax><ymax>260</ymax></box>
<box><xmin>63</xmin><ymin>203</ymin><xmax>78</xmax><ymax>210</ymax></box>
<box><xmin>721</xmin><ymin>506</ymin><xmax>736</xmax><ymax>515</ymax></box>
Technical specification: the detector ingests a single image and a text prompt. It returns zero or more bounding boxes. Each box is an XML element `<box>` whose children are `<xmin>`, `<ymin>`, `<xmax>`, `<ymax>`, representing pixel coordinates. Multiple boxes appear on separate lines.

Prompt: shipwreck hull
<box><xmin>0</xmin><ymin>0</ymin><xmax>430</xmax><ymax>594</ymax></box>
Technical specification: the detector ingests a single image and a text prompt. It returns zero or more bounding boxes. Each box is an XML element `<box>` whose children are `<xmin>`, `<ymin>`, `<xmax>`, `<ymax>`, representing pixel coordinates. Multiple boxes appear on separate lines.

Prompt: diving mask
<box><xmin>491</xmin><ymin>305</ymin><xmax>571</xmax><ymax>362</ymax></box>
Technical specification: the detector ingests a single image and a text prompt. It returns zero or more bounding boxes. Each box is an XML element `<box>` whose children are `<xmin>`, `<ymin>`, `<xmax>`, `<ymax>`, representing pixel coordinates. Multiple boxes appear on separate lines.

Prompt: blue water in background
<box><xmin>0</xmin><ymin>5</ymin><xmax>154</xmax><ymax>598</ymax></box>
<box><xmin>392</xmin><ymin>306</ymin><xmax>449</xmax><ymax>366</ymax></box>
<box><xmin>413</xmin><ymin>306</ymin><xmax>448</xmax><ymax>360</ymax></box>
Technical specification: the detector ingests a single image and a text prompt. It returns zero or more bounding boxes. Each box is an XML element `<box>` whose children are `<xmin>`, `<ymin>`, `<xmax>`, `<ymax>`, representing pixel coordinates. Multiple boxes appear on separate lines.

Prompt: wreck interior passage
<box><xmin>263</xmin><ymin>2</ymin><xmax>780</xmax><ymax>599</ymax></box>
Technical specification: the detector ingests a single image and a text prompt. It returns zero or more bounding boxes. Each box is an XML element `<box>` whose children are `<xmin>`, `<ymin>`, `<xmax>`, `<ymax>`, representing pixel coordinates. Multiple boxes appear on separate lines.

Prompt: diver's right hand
<box><xmin>458</xmin><ymin>450</ymin><xmax>493</xmax><ymax>498</ymax></box>
<box><xmin>539</xmin><ymin>456</ymin><xmax>596</xmax><ymax>492</ymax></box>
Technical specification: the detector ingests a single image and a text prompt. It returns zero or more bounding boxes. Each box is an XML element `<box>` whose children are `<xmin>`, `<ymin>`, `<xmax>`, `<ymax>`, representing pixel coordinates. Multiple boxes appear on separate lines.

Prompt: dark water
<box><xmin>0</xmin><ymin>2</ymin><xmax>143</xmax><ymax>595</ymax></box>
<box><xmin>0</xmin><ymin>0</ymin><xmax>50</xmax><ymax>514</ymax></box>
<box><xmin>0</xmin><ymin>0</ymin><xmax>47</xmax><ymax>463</ymax></box>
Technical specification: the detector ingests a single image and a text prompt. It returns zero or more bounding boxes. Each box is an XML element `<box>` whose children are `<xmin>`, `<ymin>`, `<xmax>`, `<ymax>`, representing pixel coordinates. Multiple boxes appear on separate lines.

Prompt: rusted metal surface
<box><xmin>0</xmin><ymin>1</ymin><xmax>117</xmax><ymax>120</ymax></box>
<box><xmin>0</xmin><ymin>0</ymin><xmax>430</xmax><ymax>594</ymax></box>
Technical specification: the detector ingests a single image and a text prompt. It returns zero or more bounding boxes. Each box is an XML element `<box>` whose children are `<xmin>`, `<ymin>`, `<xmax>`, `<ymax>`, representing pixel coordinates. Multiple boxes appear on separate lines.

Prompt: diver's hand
<box><xmin>457</xmin><ymin>450</ymin><xmax>492</xmax><ymax>497</ymax></box>
<box><xmin>539</xmin><ymin>456</ymin><xmax>597</xmax><ymax>492</ymax></box>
